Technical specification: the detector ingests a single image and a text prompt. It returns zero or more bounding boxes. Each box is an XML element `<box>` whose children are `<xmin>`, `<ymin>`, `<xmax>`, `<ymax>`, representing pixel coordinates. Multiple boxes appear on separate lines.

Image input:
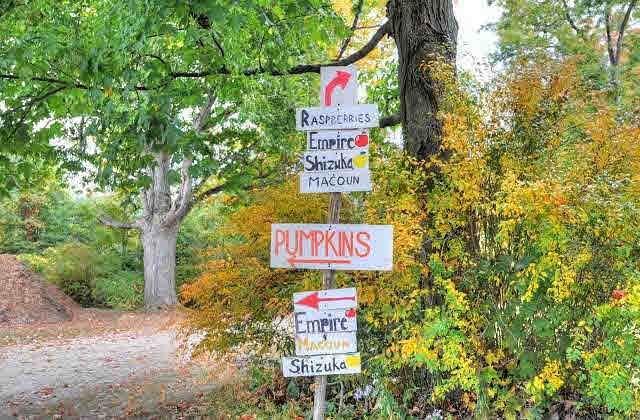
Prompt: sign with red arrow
<box><xmin>293</xmin><ymin>288</ymin><xmax>357</xmax><ymax>311</ymax></box>
<box><xmin>320</xmin><ymin>66</ymin><xmax>358</xmax><ymax>107</ymax></box>
<box><xmin>270</xmin><ymin>224</ymin><xmax>393</xmax><ymax>271</ymax></box>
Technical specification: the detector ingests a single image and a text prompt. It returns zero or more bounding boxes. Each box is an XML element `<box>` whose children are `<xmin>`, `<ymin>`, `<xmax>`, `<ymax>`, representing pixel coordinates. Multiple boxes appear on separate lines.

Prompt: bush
<box><xmin>23</xmin><ymin>242</ymin><xmax>143</xmax><ymax>309</ymax></box>
<box><xmin>41</xmin><ymin>243</ymin><xmax>99</xmax><ymax>306</ymax></box>
<box><xmin>183</xmin><ymin>60</ymin><xmax>640</xmax><ymax>418</ymax></box>
<box><xmin>94</xmin><ymin>271</ymin><xmax>144</xmax><ymax>310</ymax></box>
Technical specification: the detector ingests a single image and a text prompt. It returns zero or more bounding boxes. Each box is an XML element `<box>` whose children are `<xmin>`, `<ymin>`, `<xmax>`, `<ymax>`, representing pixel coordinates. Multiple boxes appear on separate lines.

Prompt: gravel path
<box><xmin>0</xmin><ymin>329</ymin><xmax>218</xmax><ymax>418</ymax></box>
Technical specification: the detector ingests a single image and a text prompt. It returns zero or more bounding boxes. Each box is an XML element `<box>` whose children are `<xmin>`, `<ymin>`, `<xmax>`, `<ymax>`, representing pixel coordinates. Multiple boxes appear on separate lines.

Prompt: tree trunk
<box><xmin>142</xmin><ymin>222</ymin><xmax>178</xmax><ymax>308</ymax></box>
<box><xmin>386</xmin><ymin>0</ymin><xmax>458</xmax><ymax>160</ymax></box>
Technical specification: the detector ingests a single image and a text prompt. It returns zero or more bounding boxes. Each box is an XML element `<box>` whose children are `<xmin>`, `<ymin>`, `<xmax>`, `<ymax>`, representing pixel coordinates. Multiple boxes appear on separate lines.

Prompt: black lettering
<box><xmin>290</xmin><ymin>358</ymin><xmax>300</xmax><ymax>373</ymax></box>
<box><xmin>301</xmin><ymin>110</ymin><xmax>309</xmax><ymax>127</ymax></box>
<box><xmin>320</xmin><ymin>319</ymin><xmax>329</xmax><ymax>331</ymax></box>
<box><xmin>295</xmin><ymin>313</ymin><xmax>305</xmax><ymax>333</ymax></box>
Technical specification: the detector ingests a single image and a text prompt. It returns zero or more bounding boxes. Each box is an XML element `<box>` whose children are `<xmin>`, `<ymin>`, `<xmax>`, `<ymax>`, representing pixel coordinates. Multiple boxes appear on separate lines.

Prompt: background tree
<box><xmin>2</xmin><ymin>0</ymin><xmax>460</xmax><ymax>308</ymax></box>
<box><xmin>492</xmin><ymin>0</ymin><xmax>639</xmax><ymax>104</ymax></box>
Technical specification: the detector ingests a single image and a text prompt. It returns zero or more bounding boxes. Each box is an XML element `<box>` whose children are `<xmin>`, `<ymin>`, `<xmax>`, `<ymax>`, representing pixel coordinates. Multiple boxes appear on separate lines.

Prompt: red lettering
<box><xmin>325</xmin><ymin>231</ymin><xmax>340</xmax><ymax>257</ymax></box>
<box><xmin>339</xmin><ymin>232</ymin><xmax>354</xmax><ymax>256</ymax></box>
<box><xmin>355</xmin><ymin>232</ymin><xmax>371</xmax><ymax>257</ymax></box>
<box><xmin>285</xmin><ymin>231</ymin><xmax>298</xmax><ymax>256</ymax></box>
<box><xmin>311</xmin><ymin>230</ymin><xmax>324</xmax><ymax>257</ymax></box>
<box><xmin>275</xmin><ymin>230</ymin><xmax>286</xmax><ymax>256</ymax></box>
<box><xmin>299</xmin><ymin>229</ymin><xmax>313</xmax><ymax>255</ymax></box>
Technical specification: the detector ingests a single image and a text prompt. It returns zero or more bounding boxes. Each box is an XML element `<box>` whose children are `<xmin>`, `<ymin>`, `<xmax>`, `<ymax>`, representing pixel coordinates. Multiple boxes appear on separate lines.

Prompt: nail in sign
<box><xmin>270</xmin><ymin>224</ymin><xmax>393</xmax><ymax>271</ymax></box>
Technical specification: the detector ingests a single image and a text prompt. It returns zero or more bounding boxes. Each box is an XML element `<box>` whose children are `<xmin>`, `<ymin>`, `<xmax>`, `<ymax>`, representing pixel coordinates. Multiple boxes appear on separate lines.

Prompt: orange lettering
<box><xmin>355</xmin><ymin>232</ymin><xmax>371</xmax><ymax>257</ymax></box>
<box><xmin>275</xmin><ymin>230</ymin><xmax>286</xmax><ymax>256</ymax></box>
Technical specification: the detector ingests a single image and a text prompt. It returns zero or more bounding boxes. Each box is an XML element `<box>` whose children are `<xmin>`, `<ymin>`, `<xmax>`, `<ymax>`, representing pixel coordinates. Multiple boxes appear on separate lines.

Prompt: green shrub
<box><xmin>41</xmin><ymin>243</ymin><xmax>99</xmax><ymax>306</ymax></box>
<box><xmin>17</xmin><ymin>253</ymin><xmax>48</xmax><ymax>274</ymax></box>
<box><xmin>94</xmin><ymin>271</ymin><xmax>144</xmax><ymax>310</ymax></box>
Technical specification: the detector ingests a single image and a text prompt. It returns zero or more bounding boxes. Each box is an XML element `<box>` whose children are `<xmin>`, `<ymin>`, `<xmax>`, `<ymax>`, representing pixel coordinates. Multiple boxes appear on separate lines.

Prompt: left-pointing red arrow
<box><xmin>295</xmin><ymin>292</ymin><xmax>356</xmax><ymax>310</ymax></box>
<box><xmin>287</xmin><ymin>257</ymin><xmax>352</xmax><ymax>266</ymax></box>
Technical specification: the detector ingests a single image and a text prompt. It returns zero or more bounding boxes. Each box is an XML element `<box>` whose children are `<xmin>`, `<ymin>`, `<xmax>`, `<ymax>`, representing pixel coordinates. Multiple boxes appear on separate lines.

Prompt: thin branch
<box><xmin>171</xmin><ymin>21</ymin><xmax>390</xmax><ymax>78</ymax></box>
<box><xmin>98</xmin><ymin>215</ymin><xmax>141</xmax><ymax>230</ymax></box>
<box><xmin>0</xmin><ymin>74</ymin><xmax>88</xmax><ymax>89</ymax></box>
<box><xmin>605</xmin><ymin>7</ymin><xmax>616</xmax><ymax>65</ymax></box>
<box><xmin>560</xmin><ymin>0</ymin><xmax>586</xmax><ymax>40</ymax></box>
<box><xmin>194</xmin><ymin>92</ymin><xmax>217</xmax><ymax>132</ymax></box>
<box><xmin>0</xmin><ymin>20</ymin><xmax>390</xmax><ymax>91</ymax></box>
<box><xmin>379</xmin><ymin>112</ymin><xmax>401</xmax><ymax>128</ymax></box>
<box><xmin>196</xmin><ymin>182</ymin><xmax>229</xmax><ymax>202</ymax></box>
<box><xmin>615</xmin><ymin>0</ymin><xmax>638</xmax><ymax>64</ymax></box>
<box><xmin>337</xmin><ymin>0</ymin><xmax>365</xmax><ymax>60</ymax></box>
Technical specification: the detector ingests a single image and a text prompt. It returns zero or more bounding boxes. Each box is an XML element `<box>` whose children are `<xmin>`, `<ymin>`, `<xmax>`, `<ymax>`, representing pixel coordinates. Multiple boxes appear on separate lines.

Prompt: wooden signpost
<box><xmin>271</xmin><ymin>64</ymin><xmax>392</xmax><ymax>420</ymax></box>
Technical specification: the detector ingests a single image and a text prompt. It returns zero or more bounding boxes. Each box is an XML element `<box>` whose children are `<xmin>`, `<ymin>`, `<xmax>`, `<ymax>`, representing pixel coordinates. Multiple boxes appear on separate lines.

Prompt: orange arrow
<box><xmin>287</xmin><ymin>256</ymin><xmax>352</xmax><ymax>266</ymax></box>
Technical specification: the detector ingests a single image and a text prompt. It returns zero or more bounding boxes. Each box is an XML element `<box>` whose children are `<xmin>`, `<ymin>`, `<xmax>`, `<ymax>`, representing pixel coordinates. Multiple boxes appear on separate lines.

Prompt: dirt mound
<box><xmin>0</xmin><ymin>254</ymin><xmax>77</xmax><ymax>325</ymax></box>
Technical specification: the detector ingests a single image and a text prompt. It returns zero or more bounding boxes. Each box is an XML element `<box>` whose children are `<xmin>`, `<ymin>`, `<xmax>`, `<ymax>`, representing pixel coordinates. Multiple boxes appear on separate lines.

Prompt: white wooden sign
<box><xmin>282</xmin><ymin>353</ymin><xmax>361</xmax><ymax>377</ymax></box>
<box><xmin>295</xmin><ymin>331</ymin><xmax>358</xmax><ymax>355</ymax></box>
<box><xmin>293</xmin><ymin>288</ymin><xmax>357</xmax><ymax>311</ymax></box>
<box><xmin>307</xmin><ymin>130</ymin><xmax>369</xmax><ymax>151</ymax></box>
<box><xmin>271</xmin><ymin>224</ymin><xmax>393</xmax><ymax>271</ymax></box>
<box><xmin>320</xmin><ymin>65</ymin><xmax>358</xmax><ymax>106</ymax></box>
<box><xmin>294</xmin><ymin>308</ymin><xmax>358</xmax><ymax>333</ymax></box>
<box><xmin>302</xmin><ymin>149</ymin><xmax>369</xmax><ymax>172</ymax></box>
<box><xmin>296</xmin><ymin>105</ymin><xmax>379</xmax><ymax>131</ymax></box>
<box><xmin>299</xmin><ymin>169</ymin><xmax>371</xmax><ymax>193</ymax></box>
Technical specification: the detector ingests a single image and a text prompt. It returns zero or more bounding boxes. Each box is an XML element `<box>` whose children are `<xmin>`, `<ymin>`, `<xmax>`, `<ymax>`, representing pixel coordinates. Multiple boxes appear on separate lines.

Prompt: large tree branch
<box><xmin>1</xmin><ymin>19</ymin><xmax>390</xmax><ymax>93</ymax></box>
<box><xmin>379</xmin><ymin>112</ymin><xmax>401</xmax><ymax>128</ymax></box>
<box><xmin>171</xmin><ymin>21</ymin><xmax>390</xmax><ymax>78</ymax></box>
<box><xmin>163</xmin><ymin>157</ymin><xmax>194</xmax><ymax>227</ymax></box>
<box><xmin>615</xmin><ymin>0</ymin><xmax>638</xmax><ymax>64</ymax></box>
<box><xmin>98</xmin><ymin>215</ymin><xmax>141</xmax><ymax>230</ymax></box>
<box><xmin>337</xmin><ymin>0</ymin><xmax>365</xmax><ymax>60</ymax></box>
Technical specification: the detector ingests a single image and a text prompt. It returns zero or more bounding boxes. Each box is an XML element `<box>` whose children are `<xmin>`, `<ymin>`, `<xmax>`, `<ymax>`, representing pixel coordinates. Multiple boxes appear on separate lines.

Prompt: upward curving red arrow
<box><xmin>295</xmin><ymin>291</ymin><xmax>356</xmax><ymax>310</ymax></box>
<box><xmin>324</xmin><ymin>70</ymin><xmax>352</xmax><ymax>106</ymax></box>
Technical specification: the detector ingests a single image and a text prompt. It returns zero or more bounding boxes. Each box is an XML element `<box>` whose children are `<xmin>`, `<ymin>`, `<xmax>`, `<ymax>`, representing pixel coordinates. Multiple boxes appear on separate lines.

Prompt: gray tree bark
<box><xmin>386</xmin><ymin>0</ymin><xmax>458</xmax><ymax>160</ymax></box>
<box><xmin>99</xmin><ymin>96</ymin><xmax>216</xmax><ymax>310</ymax></box>
<box><xmin>98</xmin><ymin>151</ymin><xmax>195</xmax><ymax>309</ymax></box>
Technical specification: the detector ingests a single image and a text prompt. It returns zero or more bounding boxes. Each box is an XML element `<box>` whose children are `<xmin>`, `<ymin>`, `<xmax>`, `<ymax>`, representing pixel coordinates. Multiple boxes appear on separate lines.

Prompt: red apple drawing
<box><xmin>345</xmin><ymin>308</ymin><xmax>357</xmax><ymax>318</ymax></box>
<box><xmin>355</xmin><ymin>134</ymin><xmax>369</xmax><ymax>148</ymax></box>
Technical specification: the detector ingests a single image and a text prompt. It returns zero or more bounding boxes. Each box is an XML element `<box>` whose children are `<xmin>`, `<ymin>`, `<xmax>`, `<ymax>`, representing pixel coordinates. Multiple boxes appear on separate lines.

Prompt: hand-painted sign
<box><xmin>293</xmin><ymin>288</ymin><xmax>357</xmax><ymax>311</ymax></box>
<box><xmin>294</xmin><ymin>308</ymin><xmax>358</xmax><ymax>333</ymax></box>
<box><xmin>299</xmin><ymin>169</ymin><xmax>371</xmax><ymax>193</ymax></box>
<box><xmin>307</xmin><ymin>130</ymin><xmax>369</xmax><ymax>151</ymax></box>
<box><xmin>296</xmin><ymin>105</ymin><xmax>379</xmax><ymax>131</ymax></box>
<box><xmin>295</xmin><ymin>331</ymin><xmax>357</xmax><ymax>355</ymax></box>
<box><xmin>320</xmin><ymin>66</ymin><xmax>358</xmax><ymax>107</ymax></box>
<box><xmin>302</xmin><ymin>149</ymin><xmax>369</xmax><ymax>172</ymax></box>
<box><xmin>282</xmin><ymin>353</ymin><xmax>361</xmax><ymax>377</ymax></box>
<box><xmin>271</xmin><ymin>224</ymin><xmax>393</xmax><ymax>271</ymax></box>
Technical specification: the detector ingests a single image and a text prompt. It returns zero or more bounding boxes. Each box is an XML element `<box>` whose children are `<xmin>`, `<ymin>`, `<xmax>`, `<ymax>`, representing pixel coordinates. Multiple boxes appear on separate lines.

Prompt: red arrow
<box><xmin>296</xmin><ymin>292</ymin><xmax>356</xmax><ymax>310</ymax></box>
<box><xmin>324</xmin><ymin>70</ymin><xmax>352</xmax><ymax>106</ymax></box>
<box><xmin>287</xmin><ymin>256</ymin><xmax>352</xmax><ymax>266</ymax></box>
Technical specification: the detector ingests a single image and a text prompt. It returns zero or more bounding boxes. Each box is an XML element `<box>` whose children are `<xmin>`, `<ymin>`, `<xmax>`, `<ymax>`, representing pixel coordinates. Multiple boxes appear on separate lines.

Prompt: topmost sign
<box><xmin>320</xmin><ymin>66</ymin><xmax>358</xmax><ymax>107</ymax></box>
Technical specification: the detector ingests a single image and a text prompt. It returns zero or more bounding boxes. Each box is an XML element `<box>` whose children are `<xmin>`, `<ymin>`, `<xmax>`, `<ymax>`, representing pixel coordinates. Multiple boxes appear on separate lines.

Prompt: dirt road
<box><xmin>0</xmin><ymin>316</ymin><xmax>223</xmax><ymax>419</ymax></box>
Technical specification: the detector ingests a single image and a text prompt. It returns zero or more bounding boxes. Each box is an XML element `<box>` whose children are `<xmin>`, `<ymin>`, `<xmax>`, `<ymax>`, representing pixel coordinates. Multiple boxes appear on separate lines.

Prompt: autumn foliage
<box><xmin>183</xmin><ymin>59</ymin><xmax>640</xmax><ymax>418</ymax></box>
